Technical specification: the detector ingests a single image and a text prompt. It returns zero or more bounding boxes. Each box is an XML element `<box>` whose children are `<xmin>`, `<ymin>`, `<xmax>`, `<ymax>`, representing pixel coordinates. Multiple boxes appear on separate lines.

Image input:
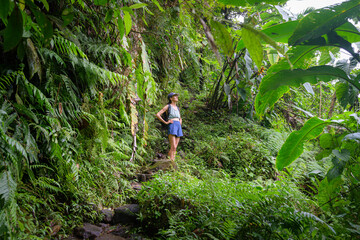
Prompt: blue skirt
<box><xmin>168</xmin><ymin>121</ymin><xmax>183</xmax><ymax>137</ymax></box>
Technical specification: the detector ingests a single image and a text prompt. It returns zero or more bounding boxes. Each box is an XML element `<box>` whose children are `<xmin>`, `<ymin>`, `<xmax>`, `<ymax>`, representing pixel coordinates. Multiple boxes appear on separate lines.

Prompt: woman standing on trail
<box><xmin>156</xmin><ymin>92</ymin><xmax>183</xmax><ymax>161</ymax></box>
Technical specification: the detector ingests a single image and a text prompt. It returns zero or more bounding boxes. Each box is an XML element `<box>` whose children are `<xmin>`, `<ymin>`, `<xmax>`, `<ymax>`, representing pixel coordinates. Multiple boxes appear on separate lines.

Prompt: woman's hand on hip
<box><xmin>167</xmin><ymin>120</ymin><xmax>174</xmax><ymax>124</ymax></box>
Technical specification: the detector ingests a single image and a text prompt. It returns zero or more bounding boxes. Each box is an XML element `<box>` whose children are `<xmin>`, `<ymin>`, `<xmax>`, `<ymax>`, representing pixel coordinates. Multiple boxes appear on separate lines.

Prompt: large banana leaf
<box><xmin>259</xmin><ymin>65</ymin><xmax>351</xmax><ymax>93</ymax></box>
<box><xmin>210</xmin><ymin>20</ymin><xmax>234</xmax><ymax>58</ymax></box>
<box><xmin>335</xmin><ymin>22</ymin><xmax>360</xmax><ymax>43</ymax></box>
<box><xmin>289</xmin><ymin>0</ymin><xmax>360</xmax><ymax>46</ymax></box>
<box><xmin>236</xmin><ymin>21</ymin><xmax>298</xmax><ymax>52</ymax></box>
<box><xmin>242</xmin><ymin>27</ymin><xmax>263</xmax><ymax>68</ymax></box>
<box><xmin>255</xmin><ymin>65</ymin><xmax>358</xmax><ymax>116</ymax></box>
<box><xmin>276</xmin><ymin>117</ymin><xmax>331</xmax><ymax>170</ymax></box>
<box><xmin>255</xmin><ymin>85</ymin><xmax>289</xmax><ymax>118</ymax></box>
<box><xmin>262</xmin><ymin>21</ymin><xmax>298</xmax><ymax>43</ymax></box>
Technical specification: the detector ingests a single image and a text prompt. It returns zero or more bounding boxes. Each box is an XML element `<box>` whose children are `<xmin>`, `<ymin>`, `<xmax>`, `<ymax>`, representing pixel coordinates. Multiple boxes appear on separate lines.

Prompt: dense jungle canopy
<box><xmin>1</xmin><ymin>0</ymin><xmax>360</xmax><ymax>239</ymax></box>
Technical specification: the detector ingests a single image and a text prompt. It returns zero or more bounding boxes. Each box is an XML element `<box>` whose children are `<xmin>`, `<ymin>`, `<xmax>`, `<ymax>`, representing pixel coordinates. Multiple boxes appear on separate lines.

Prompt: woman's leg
<box><xmin>168</xmin><ymin>134</ymin><xmax>177</xmax><ymax>161</ymax></box>
<box><xmin>175</xmin><ymin>137</ymin><xmax>180</xmax><ymax>148</ymax></box>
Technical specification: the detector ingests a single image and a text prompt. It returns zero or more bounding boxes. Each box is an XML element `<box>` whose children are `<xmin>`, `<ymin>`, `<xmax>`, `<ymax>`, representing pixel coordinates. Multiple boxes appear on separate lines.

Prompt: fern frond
<box><xmin>3</xmin><ymin>134</ymin><xmax>28</xmax><ymax>161</ymax></box>
<box><xmin>29</xmin><ymin>123</ymin><xmax>50</xmax><ymax>142</ymax></box>
<box><xmin>29</xmin><ymin>164</ymin><xmax>54</xmax><ymax>171</ymax></box>
<box><xmin>70</xmin><ymin>55</ymin><xmax>127</xmax><ymax>86</ymax></box>
<box><xmin>52</xmin><ymin>35</ymin><xmax>88</xmax><ymax>59</ymax></box>
<box><xmin>298</xmin><ymin>211</ymin><xmax>336</xmax><ymax>234</ymax></box>
<box><xmin>0</xmin><ymin>171</ymin><xmax>17</xmax><ymax>206</ymax></box>
<box><xmin>82</xmin><ymin>111</ymin><xmax>96</xmax><ymax>122</ymax></box>
<box><xmin>0</xmin><ymin>70</ymin><xmax>23</xmax><ymax>90</ymax></box>
<box><xmin>59</xmin><ymin>74</ymin><xmax>79</xmax><ymax>103</ymax></box>
<box><xmin>13</xmin><ymin>103</ymin><xmax>39</xmax><ymax>124</ymax></box>
<box><xmin>38</xmin><ymin>48</ymin><xmax>65</xmax><ymax>66</ymax></box>
<box><xmin>34</xmin><ymin>177</ymin><xmax>61</xmax><ymax>192</ymax></box>
<box><xmin>79</xmin><ymin>34</ymin><xmax>122</xmax><ymax>66</ymax></box>
<box><xmin>44</xmin><ymin>116</ymin><xmax>61</xmax><ymax>130</ymax></box>
<box><xmin>2</xmin><ymin>113</ymin><xmax>16</xmax><ymax>133</ymax></box>
<box><xmin>21</xmin><ymin>77</ymin><xmax>55</xmax><ymax>115</ymax></box>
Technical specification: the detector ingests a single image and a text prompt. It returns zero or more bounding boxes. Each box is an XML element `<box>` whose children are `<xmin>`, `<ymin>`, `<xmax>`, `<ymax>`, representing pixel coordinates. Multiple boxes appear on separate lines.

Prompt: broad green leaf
<box><xmin>335</xmin><ymin>82</ymin><xmax>350</xmax><ymax>108</ymax></box>
<box><xmin>32</xmin><ymin>9</ymin><xmax>53</xmax><ymax>39</ymax></box>
<box><xmin>242</xmin><ymin>28</ymin><xmax>263</xmax><ymax>68</ymax></box>
<box><xmin>130</xmin><ymin>3</ymin><xmax>148</xmax><ymax>9</ymax></box>
<box><xmin>332</xmin><ymin>149</ymin><xmax>351</xmax><ymax>162</ymax></box>
<box><xmin>255</xmin><ymin>85</ymin><xmax>289</xmax><ymax>117</ymax></box>
<box><xmin>94</xmin><ymin>0</ymin><xmax>107</xmax><ymax>6</ymax></box>
<box><xmin>117</xmin><ymin>16</ymin><xmax>125</xmax><ymax>40</ymax></box>
<box><xmin>335</xmin><ymin>22</ymin><xmax>360</xmax><ymax>43</ymax></box>
<box><xmin>123</xmin><ymin>11</ymin><xmax>132</xmax><ymax>35</ymax></box>
<box><xmin>210</xmin><ymin>20</ymin><xmax>233</xmax><ymax>58</ymax></box>
<box><xmin>262</xmin><ymin>21</ymin><xmax>298</xmax><ymax>43</ymax></box>
<box><xmin>121</xmin><ymin>7</ymin><xmax>134</xmax><ymax>15</ymax></box>
<box><xmin>236</xmin><ymin>21</ymin><xmax>297</xmax><ymax>52</ymax></box>
<box><xmin>315</xmin><ymin>149</ymin><xmax>332</xmax><ymax>160</ymax></box>
<box><xmin>318</xmin><ymin>176</ymin><xmax>343</xmax><ymax>211</ymax></box>
<box><xmin>136</xmin><ymin>67</ymin><xmax>145</xmax><ymax>100</ymax></box>
<box><xmin>217</xmin><ymin>0</ymin><xmax>287</xmax><ymax>7</ymax></box>
<box><xmin>235</xmin><ymin>40</ymin><xmax>244</xmax><ymax>52</ymax></box>
<box><xmin>37</xmin><ymin>0</ymin><xmax>49</xmax><ymax>11</ymax></box>
<box><xmin>276</xmin><ymin>117</ymin><xmax>331</xmax><ymax>170</ymax></box>
<box><xmin>242</xmin><ymin>23</ymin><xmax>289</xmax><ymax>66</ymax></box>
<box><xmin>290</xmin><ymin>45</ymin><xmax>338</xmax><ymax>68</ymax></box>
<box><xmin>151</xmin><ymin>0</ymin><xmax>164</xmax><ymax>11</ymax></box>
<box><xmin>289</xmin><ymin>0</ymin><xmax>360</xmax><ymax>46</ymax></box>
<box><xmin>319</xmin><ymin>133</ymin><xmax>334</xmax><ymax>149</ymax></box>
<box><xmin>327</xmin><ymin>149</ymin><xmax>350</xmax><ymax>181</ymax></box>
<box><xmin>299</xmin><ymin>31</ymin><xmax>360</xmax><ymax>62</ymax></box>
<box><xmin>3</xmin><ymin>6</ymin><xmax>23</xmax><ymax>52</ymax></box>
<box><xmin>256</xmin><ymin>65</ymin><xmax>356</xmax><ymax>116</ymax></box>
<box><xmin>62</xmin><ymin>8</ymin><xmax>74</xmax><ymax>26</ymax></box>
<box><xmin>0</xmin><ymin>0</ymin><xmax>10</xmax><ymax>23</ymax></box>
<box><xmin>259</xmin><ymin>66</ymin><xmax>350</xmax><ymax>93</ymax></box>
<box><xmin>105</xmin><ymin>9</ymin><xmax>114</xmax><ymax>23</ymax></box>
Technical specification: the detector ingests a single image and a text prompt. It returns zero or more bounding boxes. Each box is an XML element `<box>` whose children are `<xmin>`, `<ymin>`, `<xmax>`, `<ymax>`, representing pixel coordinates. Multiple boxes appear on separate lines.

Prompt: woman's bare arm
<box><xmin>156</xmin><ymin>105</ymin><xmax>171</xmax><ymax>124</ymax></box>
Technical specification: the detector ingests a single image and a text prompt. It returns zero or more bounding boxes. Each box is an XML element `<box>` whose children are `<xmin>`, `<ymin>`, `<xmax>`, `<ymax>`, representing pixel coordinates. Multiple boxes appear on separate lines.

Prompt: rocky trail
<box><xmin>66</xmin><ymin>153</ymin><xmax>176</xmax><ymax>240</ymax></box>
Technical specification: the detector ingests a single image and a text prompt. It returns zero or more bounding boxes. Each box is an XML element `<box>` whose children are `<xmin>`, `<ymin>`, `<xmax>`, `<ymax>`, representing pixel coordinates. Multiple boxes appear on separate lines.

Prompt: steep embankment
<box><xmin>68</xmin><ymin>101</ymin><xmax>331</xmax><ymax>239</ymax></box>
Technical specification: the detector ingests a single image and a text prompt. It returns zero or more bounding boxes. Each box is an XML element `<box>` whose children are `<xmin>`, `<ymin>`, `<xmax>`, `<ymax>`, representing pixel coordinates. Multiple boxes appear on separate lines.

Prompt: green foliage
<box><xmin>217</xmin><ymin>0</ymin><xmax>288</xmax><ymax>7</ymax></box>
<box><xmin>3</xmin><ymin>6</ymin><xmax>23</xmax><ymax>52</ymax></box>
<box><xmin>242</xmin><ymin>27</ymin><xmax>263</xmax><ymax>69</ymax></box>
<box><xmin>210</xmin><ymin>20</ymin><xmax>233</xmax><ymax>58</ymax></box>
<box><xmin>181</xmin><ymin>113</ymin><xmax>276</xmax><ymax>179</ymax></box>
<box><xmin>276</xmin><ymin>117</ymin><xmax>331</xmax><ymax>170</ymax></box>
<box><xmin>289</xmin><ymin>0</ymin><xmax>360</xmax><ymax>46</ymax></box>
<box><xmin>256</xmin><ymin>65</ymin><xmax>359</xmax><ymax>117</ymax></box>
<box><xmin>1</xmin><ymin>0</ymin><xmax>359</xmax><ymax>238</ymax></box>
<box><xmin>137</xmin><ymin>172</ymin><xmax>334</xmax><ymax>239</ymax></box>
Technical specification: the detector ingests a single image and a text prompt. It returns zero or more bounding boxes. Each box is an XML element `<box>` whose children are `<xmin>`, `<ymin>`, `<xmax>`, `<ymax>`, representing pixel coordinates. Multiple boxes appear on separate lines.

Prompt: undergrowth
<box><xmin>137</xmin><ymin>171</ymin><xmax>336</xmax><ymax>239</ymax></box>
